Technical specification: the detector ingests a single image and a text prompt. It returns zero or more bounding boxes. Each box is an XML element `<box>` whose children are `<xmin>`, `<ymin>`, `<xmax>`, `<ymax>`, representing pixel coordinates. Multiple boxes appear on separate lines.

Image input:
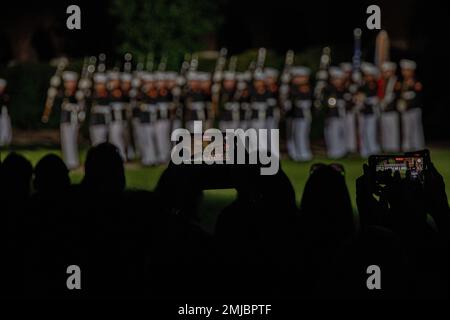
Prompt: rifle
<box><xmin>228</xmin><ymin>55</ymin><xmax>238</xmax><ymax>73</ymax></box>
<box><xmin>211</xmin><ymin>48</ymin><xmax>228</xmax><ymax>120</ymax></box>
<box><xmin>76</xmin><ymin>56</ymin><xmax>97</xmax><ymax>123</ymax></box>
<box><xmin>189</xmin><ymin>53</ymin><xmax>199</xmax><ymax>72</ymax></box>
<box><xmin>41</xmin><ymin>57</ymin><xmax>69</xmax><ymax>123</ymax></box>
<box><xmin>97</xmin><ymin>53</ymin><xmax>107</xmax><ymax>73</ymax></box>
<box><xmin>171</xmin><ymin>53</ymin><xmax>192</xmax><ymax>124</ymax></box>
<box><xmin>255</xmin><ymin>47</ymin><xmax>267</xmax><ymax>73</ymax></box>
<box><xmin>351</xmin><ymin>28</ymin><xmax>364</xmax><ymax>152</ymax></box>
<box><xmin>247</xmin><ymin>47</ymin><xmax>267</xmax><ymax>93</ymax></box>
<box><xmin>313</xmin><ymin>46</ymin><xmax>331</xmax><ymax>109</ymax></box>
<box><xmin>279</xmin><ymin>50</ymin><xmax>295</xmax><ymax>108</ymax></box>
<box><xmin>158</xmin><ymin>55</ymin><xmax>168</xmax><ymax>72</ymax></box>
<box><xmin>145</xmin><ymin>53</ymin><xmax>155</xmax><ymax>72</ymax></box>
<box><xmin>123</xmin><ymin>52</ymin><xmax>133</xmax><ymax>73</ymax></box>
<box><xmin>352</xmin><ymin>28</ymin><xmax>363</xmax><ymax>87</ymax></box>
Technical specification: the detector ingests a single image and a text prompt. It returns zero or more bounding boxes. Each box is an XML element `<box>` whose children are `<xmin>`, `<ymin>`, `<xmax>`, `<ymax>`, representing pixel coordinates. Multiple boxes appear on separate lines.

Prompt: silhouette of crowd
<box><xmin>0</xmin><ymin>143</ymin><xmax>448</xmax><ymax>300</ymax></box>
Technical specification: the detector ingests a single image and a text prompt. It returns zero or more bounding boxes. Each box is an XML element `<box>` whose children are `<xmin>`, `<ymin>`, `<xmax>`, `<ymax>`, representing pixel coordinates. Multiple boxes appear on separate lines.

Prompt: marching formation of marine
<box><xmin>0</xmin><ymin>32</ymin><xmax>425</xmax><ymax>169</ymax></box>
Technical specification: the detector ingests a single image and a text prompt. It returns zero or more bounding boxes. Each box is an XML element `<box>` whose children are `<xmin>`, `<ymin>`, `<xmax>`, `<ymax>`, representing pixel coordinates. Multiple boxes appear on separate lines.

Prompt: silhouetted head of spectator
<box><xmin>81</xmin><ymin>143</ymin><xmax>125</xmax><ymax>193</ymax></box>
<box><xmin>0</xmin><ymin>152</ymin><xmax>33</xmax><ymax>200</ymax></box>
<box><xmin>300</xmin><ymin>163</ymin><xmax>354</xmax><ymax>238</ymax></box>
<box><xmin>249</xmin><ymin>167</ymin><xmax>297</xmax><ymax>215</ymax></box>
<box><xmin>155</xmin><ymin>163</ymin><xmax>203</xmax><ymax>220</ymax></box>
<box><xmin>33</xmin><ymin>154</ymin><xmax>70</xmax><ymax>193</ymax></box>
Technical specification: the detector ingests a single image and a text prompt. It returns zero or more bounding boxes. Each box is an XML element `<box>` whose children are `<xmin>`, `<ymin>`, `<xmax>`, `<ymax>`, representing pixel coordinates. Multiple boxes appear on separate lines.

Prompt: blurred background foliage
<box><xmin>109</xmin><ymin>0</ymin><xmax>222</xmax><ymax>69</ymax></box>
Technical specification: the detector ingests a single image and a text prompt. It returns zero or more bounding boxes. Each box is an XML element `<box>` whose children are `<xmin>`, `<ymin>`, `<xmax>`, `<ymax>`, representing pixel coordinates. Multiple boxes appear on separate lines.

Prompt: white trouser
<box><xmin>289</xmin><ymin>118</ymin><xmax>312</xmax><ymax>161</ymax></box>
<box><xmin>60</xmin><ymin>122</ymin><xmax>79</xmax><ymax>169</ymax></box>
<box><xmin>247</xmin><ymin>119</ymin><xmax>270</xmax><ymax>152</ymax></box>
<box><xmin>251</xmin><ymin>119</ymin><xmax>266</xmax><ymax>130</ymax></box>
<box><xmin>266</xmin><ymin>116</ymin><xmax>277</xmax><ymax>130</ymax></box>
<box><xmin>109</xmin><ymin>121</ymin><xmax>126</xmax><ymax>160</ymax></box>
<box><xmin>140</xmin><ymin>123</ymin><xmax>158</xmax><ymax>166</ymax></box>
<box><xmin>380</xmin><ymin>111</ymin><xmax>400</xmax><ymax>152</ymax></box>
<box><xmin>239</xmin><ymin>120</ymin><xmax>249</xmax><ymax>130</ymax></box>
<box><xmin>124</xmin><ymin>122</ymin><xmax>136</xmax><ymax>161</ymax></box>
<box><xmin>171</xmin><ymin>119</ymin><xmax>182</xmax><ymax>131</ymax></box>
<box><xmin>156</xmin><ymin>120</ymin><xmax>171</xmax><ymax>163</ymax></box>
<box><xmin>90</xmin><ymin>124</ymin><xmax>108</xmax><ymax>146</ymax></box>
<box><xmin>344</xmin><ymin>111</ymin><xmax>357</xmax><ymax>153</ymax></box>
<box><xmin>219</xmin><ymin>120</ymin><xmax>240</xmax><ymax>132</ymax></box>
<box><xmin>0</xmin><ymin>107</ymin><xmax>12</xmax><ymax>146</ymax></box>
<box><xmin>185</xmin><ymin>120</ymin><xmax>211</xmax><ymax>132</ymax></box>
<box><xmin>132</xmin><ymin>118</ymin><xmax>142</xmax><ymax>159</ymax></box>
<box><xmin>358</xmin><ymin>114</ymin><xmax>380</xmax><ymax>158</ymax></box>
<box><xmin>402</xmin><ymin>108</ymin><xmax>425</xmax><ymax>151</ymax></box>
<box><xmin>325</xmin><ymin>117</ymin><xmax>346</xmax><ymax>159</ymax></box>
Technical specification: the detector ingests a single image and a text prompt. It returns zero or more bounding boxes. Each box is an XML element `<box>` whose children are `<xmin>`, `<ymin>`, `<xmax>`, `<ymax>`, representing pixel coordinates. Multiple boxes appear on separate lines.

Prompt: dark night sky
<box><xmin>0</xmin><ymin>0</ymin><xmax>446</xmax><ymax>59</ymax></box>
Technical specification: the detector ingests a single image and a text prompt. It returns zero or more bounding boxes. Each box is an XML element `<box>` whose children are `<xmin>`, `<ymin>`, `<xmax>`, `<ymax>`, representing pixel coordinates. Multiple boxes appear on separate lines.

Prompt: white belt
<box><xmin>402</xmin><ymin>91</ymin><xmax>416</xmax><ymax>100</ymax></box>
<box><xmin>111</xmin><ymin>102</ymin><xmax>125</xmax><ymax>111</ymax></box>
<box><xmin>92</xmin><ymin>105</ymin><xmax>110</xmax><ymax>114</ymax></box>
<box><xmin>190</xmin><ymin>102</ymin><xmax>206</xmax><ymax>111</ymax></box>
<box><xmin>140</xmin><ymin>104</ymin><xmax>157</xmax><ymax>112</ymax></box>
<box><xmin>63</xmin><ymin>103</ymin><xmax>80</xmax><ymax>112</ymax></box>
<box><xmin>295</xmin><ymin>100</ymin><xmax>311</xmax><ymax>110</ymax></box>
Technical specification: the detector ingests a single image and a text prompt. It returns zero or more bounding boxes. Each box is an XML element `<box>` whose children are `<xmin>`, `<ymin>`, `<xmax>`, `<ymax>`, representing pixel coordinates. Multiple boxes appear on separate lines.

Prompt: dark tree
<box><xmin>110</xmin><ymin>0</ymin><xmax>222</xmax><ymax>63</ymax></box>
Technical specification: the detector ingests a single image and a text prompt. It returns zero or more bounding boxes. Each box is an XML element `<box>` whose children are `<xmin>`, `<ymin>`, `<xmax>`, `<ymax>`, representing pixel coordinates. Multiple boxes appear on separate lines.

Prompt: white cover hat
<box><xmin>329</xmin><ymin>67</ymin><xmax>345</xmax><ymax>79</ymax></box>
<box><xmin>339</xmin><ymin>62</ymin><xmax>352</xmax><ymax>73</ymax></box>
<box><xmin>264</xmin><ymin>67</ymin><xmax>279</xmax><ymax>79</ymax></box>
<box><xmin>253</xmin><ymin>70</ymin><xmax>265</xmax><ymax>81</ymax></box>
<box><xmin>187</xmin><ymin>71</ymin><xmax>200</xmax><ymax>81</ymax></box>
<box><xmin>107</xmin><ymin>71</ymin><xmax>120</xmax><ymax>80</ymax></box>
<box><xmin>141</xmin><ymin>72</ymin><xmax>155</xmax><ymax>82</ymax></box>
<box><xmin>62</xmin><ymin>71</ymin><xmax>78</xmax><ymax>82</ymax></box>
<box><xmin>291</xmin><ymin>66</ymin><xmax>311</xmax><ymax>77</ymax></box>
<box><xmin>400</xmin><ymin>59</ymin><xmax>416</xmax><ymax>70</ymax></box>
<box><xmin>361</xmin><ymin>63</ymin><xmax>379</xmax><ymax>76</ymax></box>
<box><xmin>93</xmin><ymin>73</ymin><xmax>107</xmax><ymax>83</ymax></box>
<box><xmin>223</xmin><ymin>71</ymin><xmax>236</xmax><ymax>81</ymax></box>
<box><xmin>197</xmin><ymin>72</ymin><xmax>211</xmax><ymax>82</ymax></box>
<box><xmin>381</xmin><ymin>61</ymin><xmax>397</xmax><ymax>72</ymax></box>
<box><xmin>120</xmin><ymin>73</ymin><xmax>132</xmax><ymax>82</ymax></box>
<box><xmin>165</xmin><ymin>71</ymin><xmax>178</xmax><ymax>81</ymax></box>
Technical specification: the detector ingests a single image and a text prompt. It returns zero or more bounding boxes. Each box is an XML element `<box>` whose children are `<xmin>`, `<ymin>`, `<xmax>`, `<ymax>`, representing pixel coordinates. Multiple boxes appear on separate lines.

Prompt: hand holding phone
<box><xmin>368</xmin><ymin>150</ymin><xmax>430</xmax><ymax>190</ymax></box>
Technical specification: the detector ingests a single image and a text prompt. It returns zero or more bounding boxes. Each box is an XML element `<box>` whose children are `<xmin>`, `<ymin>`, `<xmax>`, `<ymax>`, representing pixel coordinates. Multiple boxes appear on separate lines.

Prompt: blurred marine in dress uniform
<box><xmin>107</xmin><ymin>71</ymin><xmax>128</xmax><ymax>159</ymax></box>
<box><xmin>285</xmin><ymin>66</ymin><xmax>313</xmax><ymax>161</ymax></box>
<box><xmin>322</xmin><ymin>67</ymin><xmax>347</xmax><ymax>159</ymax></box>
<box><xmin>0</xmin><ymin>79</ymin><xmax>12</xmax><ymax>147</ymax></box>
<box><xmin>357</xmin><ymin>63</ymin><xmax>380</xmax><ymax>157</ymax></box>
<box><xmin>184</xmin><ymin>71</ymin><xmax>209</xmax><ymax>132</ymax></box>
<box><xmin>398</xmin><ymin>59</ymin><xmax>425</xmax><ymax>151</ymax></box>
<box><xmin>379</xmin><ymin>61</ymin><xmax>401</xmax><ymax>152</ymax></box>
<box><xmin>264</xmin><ymin>67</ymin><xmax>280</xmax><ymax>131</ymax></box>
<box><xmin>236</xmin><ymin>72</ymin><xmax>252</xmax><ymax>130</ymax></box>
<box><xmin>59</xmin><ymin>71</ymin><xmax>83</xmax><ymax>169</ymax></box>
<box><xmin>340</xmin><ymin>62</ymin><xmax>358</xmax><ymax>154</ymax></box>
<box><xmin>218</xmin><ymin>71</ymin><xmax>240</xmax><ymax>131</ymax></box>
<box><xmin>138</xmin><ymin>72</ymin><xmax>159</xmax><ymax>166</ymax></box>
<box><xmin>155</xmin><ymin>71</ymin><xmax>175</xmax><ymax>163</ymax></box>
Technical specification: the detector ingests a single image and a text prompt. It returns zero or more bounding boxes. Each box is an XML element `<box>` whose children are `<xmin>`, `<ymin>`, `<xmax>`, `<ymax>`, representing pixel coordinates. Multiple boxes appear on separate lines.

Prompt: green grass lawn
<box><xmin>3</xmin><ymin>147</ymin><xmax>449</xmax><ymax>232</ymax></box>
<box><xmin>6</xmin><ymin>147</ymin><xmax>450</xmax><ymax>204</ymax></box>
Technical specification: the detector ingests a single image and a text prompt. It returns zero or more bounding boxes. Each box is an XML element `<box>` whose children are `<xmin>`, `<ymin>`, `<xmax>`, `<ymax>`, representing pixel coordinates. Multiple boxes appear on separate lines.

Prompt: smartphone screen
<box><xmin>191</xmin><ymin>132</ymin><xmax>231</xmax><ymax>163</ymax></box>
<box><xmin>375</xmin><ymin>156</ymin><xmax>424</xmax><ymax>182</ymax></box>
